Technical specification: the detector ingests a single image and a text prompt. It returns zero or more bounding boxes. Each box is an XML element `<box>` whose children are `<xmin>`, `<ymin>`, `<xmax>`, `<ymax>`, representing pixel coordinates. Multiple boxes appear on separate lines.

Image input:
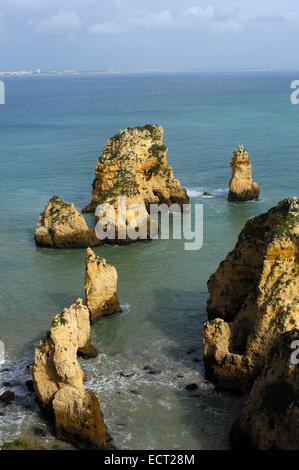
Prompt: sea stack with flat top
<box><xmin>228</xmin><ymin>145</ymin><xmax>260</xmax><ymax>202</ymax></box>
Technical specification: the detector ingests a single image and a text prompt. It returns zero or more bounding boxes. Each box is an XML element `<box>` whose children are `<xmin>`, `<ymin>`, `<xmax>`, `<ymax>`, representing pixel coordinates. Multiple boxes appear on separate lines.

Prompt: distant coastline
<box><xmin>1</xmin><ymin>68</ymin><xmax>299</xmax><ymax>77</ymax></box>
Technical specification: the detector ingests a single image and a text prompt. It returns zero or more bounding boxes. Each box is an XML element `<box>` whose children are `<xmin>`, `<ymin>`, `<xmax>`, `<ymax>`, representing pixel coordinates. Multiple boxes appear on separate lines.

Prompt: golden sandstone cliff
<box><xmin>31</xmin><ymin>249</ymin><xmax>120</xmax><ymax>449</ymax></box>
<box><xmin>203</xmin><ymin>197</ymin><xmax>299</xmax><ymax>449</ymax></box>
<box><xmin>34</xmin><ymin>196</ymin><xmax>100</xmax><ymax>248</ymax></box>
<box><xmin>228</xmin><ymin>145</ymin><xmax>260</xmax><ymax>202</ymax></box>
<box><xmin>82</xmin><ymin>125</ymin><xmax>189</xmax><ymax>242</ymax></box>
<box><xmin>31</xmin><ymin>299</ymin><xmax>112</xmax><ymax>449</ymax></box>
<box><xmin>85</xmin><ymin>247</ymin><xmax>122</xmax><ymax>323</ymax></box>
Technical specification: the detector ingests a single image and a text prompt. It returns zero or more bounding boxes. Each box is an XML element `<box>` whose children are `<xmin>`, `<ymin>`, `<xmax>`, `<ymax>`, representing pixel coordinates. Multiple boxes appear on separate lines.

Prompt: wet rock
<box><xmin>186</xmin><ymin>348</ymin><xmax>195</xmax><ymax>354</ymax></box>
<box><xmin>147</xmin><ymin>369</ymin><xmax>161</xmax><ymax>375</ymax></box>
<box><xmin>32</xmin><ymin>427</ymin><xmax>47</xmax><ymax>438</ymax></box>
<box><xmin>0</xmin><ymin>390</ymin><xmax>15</xmax><ymax>404</ymax></box>
<box><xmin>130</xmin><ymin>390</ymin><xmax>140</xmax><ymax>395</ymax></box>
<box><xmin>192</xmin><ymin>358</ymin><xmax>201</xmax><ymax>363</ymax></box>
<box><xmin>185</xmin><ymin>383</ymin><xmax>199</xmax><ymax>392</ymax></box>
<box><xmin>119</xmin><ymin>371</ymin><xmax>135</xmax><ymax>378</ymax></box>
<box><xmin>143</xmin><ymin>365</ymin><xmax>161</xmax><ymax>375</ymax></box>
<box><xmin>203</xmin><ymin>192</ymin><xmax>212</xmax><ymax>196</ymax></box>
<box><xmin>25</xmin><ymin>380</ymin><xmax>35</xmax><ymax>392</ymax></box>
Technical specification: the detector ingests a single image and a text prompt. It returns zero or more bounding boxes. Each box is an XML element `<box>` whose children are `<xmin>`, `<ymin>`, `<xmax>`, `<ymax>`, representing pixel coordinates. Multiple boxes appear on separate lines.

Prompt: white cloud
<box><xmin>183</xmin><ymin>6</ymin><xmax>214</xmax><ymax>20</ymax></box>
<box><xmin>34</xmin><ymin>10</ymin><xmax>82</xmax><ymax>33</ymax></box>
<box><xmin>88</xmin><ymin>9</ymin><xmax>173</xmax><ymax>35</ymax></box>
<box><xmin>88</xmin><ymin>22</ymin><xmax>125</xmax><ymax>35</ymax></box>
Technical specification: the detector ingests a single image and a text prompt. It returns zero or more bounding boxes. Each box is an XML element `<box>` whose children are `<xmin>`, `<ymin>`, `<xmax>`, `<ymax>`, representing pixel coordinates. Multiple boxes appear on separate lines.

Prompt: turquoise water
<box><xmin>0</xmin><ymin>72</ymin><xmax>298</xmax><ymax>449</ymax></box>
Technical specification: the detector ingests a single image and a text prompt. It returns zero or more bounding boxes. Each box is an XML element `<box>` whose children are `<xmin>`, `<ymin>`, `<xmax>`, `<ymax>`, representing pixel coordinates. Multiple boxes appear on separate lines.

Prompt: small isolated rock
<box><xmin>185</xmin><ymin>383</ymin><xmax>199</xmax><ymax>392</ymax></box>
<box><xmin>32</xmin><ymin>427</ymin><xmax>47</xmax><ymax>438</ymax></box>
<box><xmin>119</xmin><ymin>371</ymin><xmax>135</xmax><ymax>378</ymax></box>
<box><xmin>186</xmin><ymin>348</ymin><xmax>195</xmax><ymax>355</ymax></box>
<box><xmin>130</xmin><ymin>390</ymin><xmax>140</xmax><ymax>395</ymax></box>
<box><xmin>34</xmin><ymin>196</ymin><xmax>101</xmax><ymax>248</ymax></box>
<box><xmin>143</xmin><ymin>365</ymin><xmax>161</xmax><ymax>375</ymax></box>
<box><xmin>25</xmin><ymin>380</ymin><xmax>35</xmax><ymax>392</ymax></box>
<box><xmin>0</xmin><ymin>390</ymin><xmax>15</xmax><ymax>404</ymax></box>
<box><xmin>85</xmin><ymin>247</ymin><xmax>122</xmax><ymax>323</ymax></box>
<box><xmin>228</xmin><ymin>145</ymin><xmax>260</xmax><ymax>202</ymax></box>
<box><xmin>203</xmin><ymin>192</ymin><xmax>212</xmax><ymax>196</ymax></box>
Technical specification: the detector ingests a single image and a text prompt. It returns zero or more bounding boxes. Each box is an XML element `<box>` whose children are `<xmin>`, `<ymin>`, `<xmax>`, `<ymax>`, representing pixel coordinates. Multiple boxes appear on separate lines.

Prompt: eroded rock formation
<box><xmin>204</xmin><ymin>198</ymin><xmax>299</xmax><ymax>392</ymax></box>
<box><xmin>85</xmin><ymin>247</ymin><xmax>122</xmax><ymax>323</ymax></box>
<box><xmin>82</xmin><ymin>125</ymin><xmax>189</xmax><ymax>242</ymax></box>
<box><xmin>31</xmin><ymin>299</ymin><xmax>113</xmax><ymax>450</ymax></box>
<box><xmin>230</xmin><ymin>330</ymin><xmax>299</xmax><ymax>450</ymax></box>
<box><xmin>203</xmin><ymin>197</ymin><xmax>299</xmax><ymax>449</ymax></box>
<box><xmin>228</xmin><ymin>145</ymin><xmax>260</xmax><ymax>202</ymax></box>
<box><xmin>34</xmin><ymin>196</ymin><xmax>101</xmax><ymax>248</ymax></box>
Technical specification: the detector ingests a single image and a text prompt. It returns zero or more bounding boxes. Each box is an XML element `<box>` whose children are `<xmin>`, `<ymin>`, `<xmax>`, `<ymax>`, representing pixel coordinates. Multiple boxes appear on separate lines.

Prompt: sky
<box><xmin>1</xmin><ymin>0</ymin><xmax>299</xmax><ymax>71</ymax></box>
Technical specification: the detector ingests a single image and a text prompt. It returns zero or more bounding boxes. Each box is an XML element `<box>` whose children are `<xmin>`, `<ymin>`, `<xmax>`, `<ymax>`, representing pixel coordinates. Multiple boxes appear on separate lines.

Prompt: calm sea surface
<box><xmin>0</xmin><ymin>72</ymin><xmax>298</xmax><ymax>449</ymax></box>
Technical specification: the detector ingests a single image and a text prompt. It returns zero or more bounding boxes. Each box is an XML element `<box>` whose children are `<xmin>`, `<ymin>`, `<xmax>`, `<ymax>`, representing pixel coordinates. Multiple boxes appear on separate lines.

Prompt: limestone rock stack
<box><xmin>228</xmin><ymin>145</ymin><xmax>260</xmax><ymax>202</ymax></box>
<box><xmin>34</xmin><ymin>196</ymin><xmax>101</xmax><ymax>248</ymax></box>
<box><xmin>203</xmin><ymin>197</ymin><xmax>299</xmax><ymax>449</ymax></box>
<box><xmin>31</xmin><ymin>299</ymin><xmax>113</xmax><ymax>450</ymax></box>
<box><xmin>85</xmin><ymin>247</ymin><xmax>122</xmax><ymax>323</ymax></box>
<box><xmin>82</xmin><ymin>125</ymin><xmax>189</xmax><ymax>242</ymax></box>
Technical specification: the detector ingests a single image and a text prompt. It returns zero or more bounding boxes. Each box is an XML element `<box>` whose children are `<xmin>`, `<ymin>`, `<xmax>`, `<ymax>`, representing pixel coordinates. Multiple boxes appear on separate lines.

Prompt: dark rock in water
<box><xmin>176</xmin><ymin>375</ymin><xmax>184</xmax><ymax>379</ymax></box>
<box><xmin>1</xmin><ymin>368</ymin><xmax>10</xmax><ymax>373</ymax></box>
<box><xmin>119</xmin><ymin>371</ymin><xmax>135</xmax><ymax>378</ymax></box>
<box><xmin>32</xmin><ymin>427</ymin><xmax>47</xmax><ymax>438</ymax></box>
<box><xmin>3</xmin><ymin>382</ymin><xmax>11</xmax><ymax>387</ymax></box>
<box><xmin>185</xmin><ymin>383</ymin><xmax>199</xmax><ymax>392</ymax></box>
<box><xmin>0</xmin><ymin>390</ymin><xmax>15</xmax><ymax>404</ymax></box>
<box><xmin>143</xmin><ymin>365</ymin><xmax>161</xmax><ymax>375</ymax></box>
<box><xmin>0</xmin><ymin>411</ymin><xmax>4</xmax><ymax>416</ymax></box>
<box><xmin>192</xmin><ymin>358</ymin><xmax>201</xmax><ymax>363</ymax></box>
<box><xmin>186</xmin><ymin>348</ymin><xmax>195</xmax><ymax>355</ymax></box>
<box><xmin>203</xmin><ymin>192</ymin><xmax>212</xmax><ymax>196</ymax></box>
<box><xmin>148</xmin><ymin>369</ymin><xmax>161</xmax><ymax>375</ymax></box>
<box><xmin>130</xmin><ymin>390</ymin><xmax>140</xmax><ymax>395</ymax></box>
<box><xmin>25</xmin><ymin>380</ymin><xmax>35</xmax><ymax>393</ymax></box>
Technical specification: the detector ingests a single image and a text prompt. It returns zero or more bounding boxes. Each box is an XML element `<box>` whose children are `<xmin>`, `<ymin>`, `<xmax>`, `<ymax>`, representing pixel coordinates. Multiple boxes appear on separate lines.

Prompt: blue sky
<box><xmin>1</xmin><ymin>0</ymin><xmax>299</xmax><ymax>71</ymax></box>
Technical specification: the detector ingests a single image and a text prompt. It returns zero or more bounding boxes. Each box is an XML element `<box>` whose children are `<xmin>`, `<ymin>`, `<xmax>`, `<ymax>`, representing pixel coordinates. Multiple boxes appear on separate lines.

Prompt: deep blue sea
<box><xmin>0</xmin><ymin>72</ymin><xmax>298</xmax><ymax>449</ymax></box>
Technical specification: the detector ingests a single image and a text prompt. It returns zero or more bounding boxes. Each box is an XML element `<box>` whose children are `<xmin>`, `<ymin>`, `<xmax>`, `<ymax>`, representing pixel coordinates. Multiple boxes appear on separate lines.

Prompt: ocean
<box><xmin>0</xmin><ymin>72</ymin><xmax>298</xmax><ymax>449</ymax></box>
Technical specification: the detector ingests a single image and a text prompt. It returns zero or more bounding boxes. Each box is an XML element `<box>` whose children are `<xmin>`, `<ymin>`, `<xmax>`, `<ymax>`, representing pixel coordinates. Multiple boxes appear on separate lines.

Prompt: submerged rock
<box><xmin>34</xmin><ymin>196</ymin><xmax>101</xmax><ymax>248</ymax></box>
<box><xmin>0</xmin><ymin>390</ymin><xmax>15</xmax><ymax>404</ymax></box>
<box><xmin>203</xmin><ymin>198</ymin><xmax>299</xmax><ymax>449</ymax></box>
<box><xmin>228</xmin><ymin>145</ymin><xmax>260</xmax><ymax>202</ymax></box>
<box><xmin>31</xmin><ymin>299</ymin><xmax>113</xmax><ymax>450</ymax></box>
<box><xmin>85</xmin><ymin>247</ymin><xmax>122</xmax><ymax>323</ymax></box>
<box><xmin>82</xmin><ymin>125</ymin><xmax>189</xmax><ymax>242</ymax></box>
